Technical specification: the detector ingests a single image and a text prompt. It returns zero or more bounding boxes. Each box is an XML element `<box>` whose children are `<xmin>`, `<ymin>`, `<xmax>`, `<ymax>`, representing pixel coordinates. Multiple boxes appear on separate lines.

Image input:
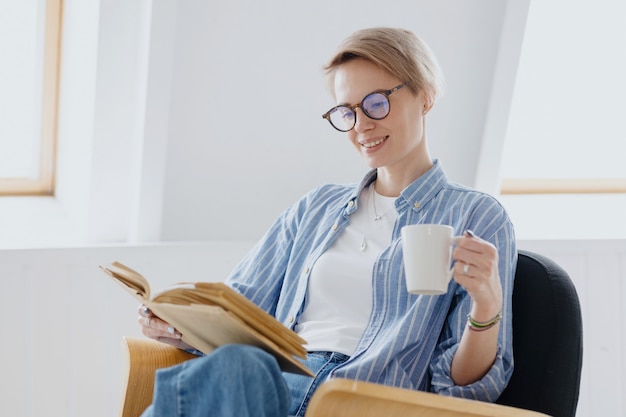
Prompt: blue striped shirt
<box><xmin>226</xmin><ymin>160</ymin><xmax>516</xmax><ymax>402</ymax></box>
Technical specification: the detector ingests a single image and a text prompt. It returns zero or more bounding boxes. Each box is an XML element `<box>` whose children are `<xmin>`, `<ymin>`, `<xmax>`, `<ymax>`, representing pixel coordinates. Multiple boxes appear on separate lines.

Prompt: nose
<box><xmin>353</xmin><ymin>107</ymin><xmax>375</xmax><ymax>133</ymax></box>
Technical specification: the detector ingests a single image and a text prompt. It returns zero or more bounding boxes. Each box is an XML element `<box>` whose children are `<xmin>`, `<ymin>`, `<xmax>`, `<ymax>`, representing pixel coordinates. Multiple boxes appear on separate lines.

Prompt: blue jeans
<box><xmin>141</xmin><ymin>344</ymin><xmax>349</xmax><ymax>417</ymax></box>
<box><xmin>284</xmin><ymin>350</ymin><xmax>350</xmax><ymax>416</ymax></box>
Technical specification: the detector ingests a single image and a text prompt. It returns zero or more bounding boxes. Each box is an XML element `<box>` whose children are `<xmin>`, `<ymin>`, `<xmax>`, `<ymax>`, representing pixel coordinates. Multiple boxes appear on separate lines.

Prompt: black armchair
<box><xmin>495</xmin><ymin>250</ymin><xmax>583</xmax><ymax>417</ymax></box>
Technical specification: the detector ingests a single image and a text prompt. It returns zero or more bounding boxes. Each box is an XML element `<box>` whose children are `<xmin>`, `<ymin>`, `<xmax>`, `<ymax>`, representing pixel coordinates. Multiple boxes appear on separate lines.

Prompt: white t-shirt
<box><xmin>294</xmin><ymin>184</ymin><xmax>397</xmax><ymax>356</ymax></box>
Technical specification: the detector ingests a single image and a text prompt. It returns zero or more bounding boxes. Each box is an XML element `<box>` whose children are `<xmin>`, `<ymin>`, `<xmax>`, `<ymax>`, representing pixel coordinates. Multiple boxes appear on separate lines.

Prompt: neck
<box><xmin>374</xmin><ymin>156</ymin><xmax>433</xmax><ymax>197</ymax></box>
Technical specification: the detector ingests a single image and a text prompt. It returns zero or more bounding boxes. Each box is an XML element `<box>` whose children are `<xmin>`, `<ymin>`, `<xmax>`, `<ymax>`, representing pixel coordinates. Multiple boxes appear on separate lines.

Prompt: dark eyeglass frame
<box><xmin>322</xmin><ymin>82</ymin><xmax>408</xmax><ymax>132</ymax></box>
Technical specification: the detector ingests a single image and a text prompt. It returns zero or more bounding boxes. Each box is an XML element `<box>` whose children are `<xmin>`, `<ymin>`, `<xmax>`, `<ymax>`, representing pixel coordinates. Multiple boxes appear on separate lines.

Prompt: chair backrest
<box><xmin>495</xmin><ymin>250</ymin><xmax>583</xmax><ymax>417</ymax></box>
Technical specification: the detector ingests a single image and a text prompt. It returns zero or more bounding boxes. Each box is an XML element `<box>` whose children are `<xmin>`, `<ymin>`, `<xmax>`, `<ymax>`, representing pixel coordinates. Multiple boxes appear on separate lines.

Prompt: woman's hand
<box><xmin>452</xmin><ymin>230</ymin><xmax>502</xmax><ymax>321</ymax></box>
<box><xmin>138</xmin><ymin>304</ymin><xmax>194</xmax><ymax>351</ymax></box>
<box><xmin>450</xmin><ymin>230</ymin><xmax>504</xmax><ymax>385</ymax></box>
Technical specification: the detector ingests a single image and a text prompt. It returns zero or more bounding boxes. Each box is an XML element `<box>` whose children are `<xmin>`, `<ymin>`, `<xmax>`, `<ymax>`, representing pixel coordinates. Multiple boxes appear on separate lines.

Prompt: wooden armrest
<box><xmin>119</xmin><ymin>337</ymin><xmax>198</xmax><ymax>417</ymax></box>
<box><xmin>305</xmin><ymin>378</ymin><xmax>550</xmax><ymax>417</ymax></box>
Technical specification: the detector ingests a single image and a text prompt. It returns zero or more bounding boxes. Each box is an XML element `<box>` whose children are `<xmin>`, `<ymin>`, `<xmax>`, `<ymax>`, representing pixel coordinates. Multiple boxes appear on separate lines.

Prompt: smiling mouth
<box><xmin>361</xmin><ymin>136</ymin><xmax>389</xmax><ymax>149</ymax></box>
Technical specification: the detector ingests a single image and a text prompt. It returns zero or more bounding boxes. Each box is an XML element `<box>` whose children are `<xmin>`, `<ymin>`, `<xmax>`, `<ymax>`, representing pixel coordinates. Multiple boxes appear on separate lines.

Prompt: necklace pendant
<box><xmin>373</xmin><ymin>215</ymin><xmax>382</xmax><ymax>221</ymax></box>
<box><xmin>360</xmin><ymin>235</ymin><xmax>367</xmax><ymax>251</ymax></box>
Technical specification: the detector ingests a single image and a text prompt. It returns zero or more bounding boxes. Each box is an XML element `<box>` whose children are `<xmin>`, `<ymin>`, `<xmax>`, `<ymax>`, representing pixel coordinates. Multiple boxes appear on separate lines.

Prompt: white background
<box><xmin>0</xmin><ymin>0</ymin><xmax>530</xmax><ymax>247</ymax></box>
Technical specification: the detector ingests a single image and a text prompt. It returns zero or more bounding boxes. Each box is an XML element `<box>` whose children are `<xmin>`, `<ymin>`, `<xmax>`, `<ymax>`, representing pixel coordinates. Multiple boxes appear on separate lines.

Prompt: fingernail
<box><xmin>465</xmin><ymin>229</ymin><xmax>476</xmax><ymax>238</ymax></box>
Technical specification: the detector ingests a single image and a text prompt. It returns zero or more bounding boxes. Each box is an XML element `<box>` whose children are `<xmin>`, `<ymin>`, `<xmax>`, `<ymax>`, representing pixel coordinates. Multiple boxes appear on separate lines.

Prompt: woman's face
<box><xmin>332</xmin><ymin>58</ymin><xmax>429</xmax><ymax>174</ymax></box>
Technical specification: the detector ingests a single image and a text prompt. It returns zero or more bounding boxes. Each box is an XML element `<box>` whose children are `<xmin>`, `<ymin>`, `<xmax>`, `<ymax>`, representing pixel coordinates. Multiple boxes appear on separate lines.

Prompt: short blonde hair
<box><xmin>324</xmin><ymin>27</ymin><xmax>445</xmax><ymax>105</ymax></box>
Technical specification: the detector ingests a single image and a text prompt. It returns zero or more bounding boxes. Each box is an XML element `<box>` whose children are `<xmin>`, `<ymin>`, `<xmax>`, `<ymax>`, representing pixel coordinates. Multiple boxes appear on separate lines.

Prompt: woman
<box><xmin>139</xmin><ymin>27</ymin><xmax>515</xmax><ymax>417</ymax></box>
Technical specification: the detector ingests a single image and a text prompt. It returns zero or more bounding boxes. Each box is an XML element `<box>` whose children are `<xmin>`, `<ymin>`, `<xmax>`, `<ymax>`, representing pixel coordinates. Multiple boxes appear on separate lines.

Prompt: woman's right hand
<box><xmin>138</xmin><ymin>304</ymin><xmax>194</xmax><ymax>351</ymax></box>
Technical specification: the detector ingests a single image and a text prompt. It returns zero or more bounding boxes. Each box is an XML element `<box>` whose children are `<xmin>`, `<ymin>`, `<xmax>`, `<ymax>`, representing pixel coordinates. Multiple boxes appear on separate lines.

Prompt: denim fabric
<box><xmin>140</xmin><ymin>345</ymin><xmax>349</xmax><ymax>417</ymax></box>
<box><xmin>141</xmin><ymin>345</ymin><xmax>290</xmax><ymax>417</ymax></box>
<box><xmin>284</xmin><ymin>351</ymin><xmax>350</xmax><ymax>417</ymax></box>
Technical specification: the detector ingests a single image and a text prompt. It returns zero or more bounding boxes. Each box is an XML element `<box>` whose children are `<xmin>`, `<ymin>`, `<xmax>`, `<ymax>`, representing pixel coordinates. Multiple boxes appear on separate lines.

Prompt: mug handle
<box><xmin>446</xmin><ymin>235</ymin><xmax>465</xmax><ymax>281</ymax></box>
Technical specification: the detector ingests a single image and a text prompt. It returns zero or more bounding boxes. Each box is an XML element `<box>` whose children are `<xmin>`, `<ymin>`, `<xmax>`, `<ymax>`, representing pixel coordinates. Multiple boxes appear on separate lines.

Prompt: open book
<box><xmin>101</xmin><ymin>261</ymin><xmax>312</xmax><ymax>376</ymax></box>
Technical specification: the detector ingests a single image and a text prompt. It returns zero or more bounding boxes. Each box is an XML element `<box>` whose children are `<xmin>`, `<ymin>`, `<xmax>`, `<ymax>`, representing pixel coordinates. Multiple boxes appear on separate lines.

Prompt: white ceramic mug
<box><xmin>401</xmin><ymin>224</ymin><xmax>462</xmax><ymax>295</ymax></box>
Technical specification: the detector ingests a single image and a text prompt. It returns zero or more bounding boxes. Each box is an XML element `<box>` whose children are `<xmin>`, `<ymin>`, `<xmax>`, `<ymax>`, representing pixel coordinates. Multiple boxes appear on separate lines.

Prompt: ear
<box><xmin>419</xmin><ymin>92</ymin><xmax>434</xmax><ymax>115</ymax></box>
<box><xmin>422</xmin><ymin>101</ymin><xmax>434</xmax><ymax>115</ymax></box>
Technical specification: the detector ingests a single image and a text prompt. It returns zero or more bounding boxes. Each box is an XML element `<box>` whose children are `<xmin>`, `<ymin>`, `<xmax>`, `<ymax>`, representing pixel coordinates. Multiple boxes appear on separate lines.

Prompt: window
<box><xmin>500</xmin><ymin>0</ymin><xmax>626</xmax><ymax>195</ymax></box>
<box><xmin>498</xmin><ymin>0</ymin><xmax>626</xmax><ymax>239</ymax></box>
<box><xmin>0</xmin><ymin>0</ymin><xmax>62</xmax><ymax>196</ymax></box>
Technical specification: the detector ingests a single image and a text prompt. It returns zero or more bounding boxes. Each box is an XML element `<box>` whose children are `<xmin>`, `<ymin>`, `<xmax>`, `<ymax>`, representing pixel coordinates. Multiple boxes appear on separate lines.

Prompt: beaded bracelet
<box><xmin>466</xmin><ymin>311</ymin><xmax>502</xmax><ymax>332</ymax></box>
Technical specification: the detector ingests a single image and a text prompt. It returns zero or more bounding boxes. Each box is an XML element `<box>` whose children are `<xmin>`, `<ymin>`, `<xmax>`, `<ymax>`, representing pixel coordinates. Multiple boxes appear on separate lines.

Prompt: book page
<box><xmin>152</xmin><ymin>303</ymin><xmax>312</xmax><ymax>376</ymax></box>
<box><xmin>100</xmin><ymin>262</ymin><xmax>151</xmax><ymax>302</ymax></box>
<box><xmin>154</xmin><ymin>283</ymin><xmax>307</xmax><ymax>358</ymax></box>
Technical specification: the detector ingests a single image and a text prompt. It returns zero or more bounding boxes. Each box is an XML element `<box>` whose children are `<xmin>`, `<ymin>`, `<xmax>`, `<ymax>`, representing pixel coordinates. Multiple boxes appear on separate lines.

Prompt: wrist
<box><xmin>469</xmin><ymin>297</ymin><xmax>502</xmax><ymax>322</ymax></box>
<box><xmin>466</xmin><ymin>311</ymin><xmax>502</xmax><ymax>332</ymax></box>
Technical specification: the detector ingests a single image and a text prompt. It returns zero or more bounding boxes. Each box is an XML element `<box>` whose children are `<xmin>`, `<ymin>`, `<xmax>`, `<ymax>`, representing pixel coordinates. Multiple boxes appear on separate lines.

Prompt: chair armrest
<box><xmin>305</xmin><ymin>378</ymin><xmax>550</xmax><ymax>417</ymax></box>
<box><xmin>119</xmin><ymin>336</ymin><xmax>198</xmax><ymax>417</ymax></box>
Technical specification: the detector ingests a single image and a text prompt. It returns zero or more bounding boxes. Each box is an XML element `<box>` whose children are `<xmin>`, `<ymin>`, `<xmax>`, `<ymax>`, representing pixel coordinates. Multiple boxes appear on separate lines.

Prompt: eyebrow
<box><xmin>337</xmin><ymin>88</ymin><xmax>389</xmax><ymax>107</ymax></box>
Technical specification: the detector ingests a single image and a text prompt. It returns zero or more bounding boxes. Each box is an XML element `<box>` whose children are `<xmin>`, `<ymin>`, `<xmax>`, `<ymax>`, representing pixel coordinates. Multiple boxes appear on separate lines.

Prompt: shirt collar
<box><xmin>397</xmin><ymin>159</ymin><xmax>448</xmax><ymax>213</ymax></box>
<box><xmin>344</xmin><ymin>159</ymin><xmax>448</xmax><ymax>215</ymax></box>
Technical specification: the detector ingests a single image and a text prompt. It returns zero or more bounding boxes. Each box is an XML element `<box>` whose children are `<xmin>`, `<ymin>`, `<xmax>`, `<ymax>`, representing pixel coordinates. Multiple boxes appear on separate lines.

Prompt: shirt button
<box><xmin>414</xmin><ymin>202</ymin><xmax>421</xmax><ymax>209</ymax></box>
<box><xmin>288</xmin><ymin>316</ymin><xmax>295</xmax><ymax>323</ymax></box>
<box><xmin>305</xmin><ymin>267</ymin><xmax>310</xmax><ymax>274</ymax></box>
<box><xmin>348</xmin><ymin>200</ymin><xmax>354</xmax><ymax>208</ymax></box>
<box><xmin>331</xmin><ymin>223</ymin><xmax>338</xmax><ymax>231</ymax></box>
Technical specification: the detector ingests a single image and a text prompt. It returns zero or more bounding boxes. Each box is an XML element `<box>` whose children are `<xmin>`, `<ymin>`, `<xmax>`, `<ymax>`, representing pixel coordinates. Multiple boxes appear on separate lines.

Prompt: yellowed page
<box><xmin>149</xmin><ymin>303</ymin><xmax>312</xmax><ymax>376</ymax></box>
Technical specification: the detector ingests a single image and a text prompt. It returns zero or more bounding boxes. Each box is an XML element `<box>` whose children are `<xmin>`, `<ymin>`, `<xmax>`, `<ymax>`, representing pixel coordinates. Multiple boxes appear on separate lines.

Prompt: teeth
<box><xmin>363</xmin><ymin>138</ymin><xmax>386</xmax><ymax>148</ymax></box>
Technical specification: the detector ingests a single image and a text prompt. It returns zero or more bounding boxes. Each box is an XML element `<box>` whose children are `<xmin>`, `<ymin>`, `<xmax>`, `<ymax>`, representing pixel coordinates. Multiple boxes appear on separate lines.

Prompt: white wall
<box><xmin>158</xmin><ymin>0</ymin><xmax>523</xmax><ymax>241</ymax></box>
<box><xmin>0</xmin><ymin>0</ymin><xmax>529</xmax><ymax>247</ymax></box>
<box><xmin>0</xmin><ymin>242</ymin><xmax>253</xmax><ymax>417</ymax></box>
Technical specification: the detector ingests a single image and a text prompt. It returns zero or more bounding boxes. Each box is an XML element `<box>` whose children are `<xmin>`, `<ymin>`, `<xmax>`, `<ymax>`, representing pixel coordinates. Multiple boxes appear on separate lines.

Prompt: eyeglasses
<box><xmin>322</xmin><ymin>82</ymin><xmax>408</xmax><ymax>132</ymax></box>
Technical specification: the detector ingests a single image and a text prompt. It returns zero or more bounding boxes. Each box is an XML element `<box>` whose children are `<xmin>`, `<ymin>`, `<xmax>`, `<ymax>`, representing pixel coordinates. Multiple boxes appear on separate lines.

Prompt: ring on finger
<box><xmin>463</xmin><ymin>263</ymin><xmax>470</xmax><ymax>275</ymax></box>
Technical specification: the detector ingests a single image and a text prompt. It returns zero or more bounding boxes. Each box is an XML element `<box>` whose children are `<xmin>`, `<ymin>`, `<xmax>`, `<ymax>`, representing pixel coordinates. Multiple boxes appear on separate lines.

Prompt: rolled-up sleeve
<box><xmin>430</xmin><ymin>343</ymin><xmax>509</xmax><ymax>401</ymax></box>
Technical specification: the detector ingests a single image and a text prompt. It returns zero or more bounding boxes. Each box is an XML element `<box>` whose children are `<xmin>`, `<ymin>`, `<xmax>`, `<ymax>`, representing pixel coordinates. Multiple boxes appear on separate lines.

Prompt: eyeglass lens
<box><xmin>328</xmin><ymin>92</ymin><xmax>391</xmax><ymax>132</ymax></box>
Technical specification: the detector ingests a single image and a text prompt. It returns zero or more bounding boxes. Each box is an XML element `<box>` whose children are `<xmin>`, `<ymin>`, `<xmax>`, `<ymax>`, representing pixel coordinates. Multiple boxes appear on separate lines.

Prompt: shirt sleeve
<box><xmin>224</xmin><ymin>209</ymin><xmax>297</xmax><ymax>316</ymax></box>
<box><xmin>224</xmin><ymin>185</ymin><xmax>324</xmax><ymax>317</ymax></box>
<box><xmin>430</xmin><ymin>338</ymin><xmax>509</xmax><ymax>401</ymax></box>
<box><xmin>429</xmin><ymin>216</ymin><xmax>516</xmax><ymax>402</ymax></box>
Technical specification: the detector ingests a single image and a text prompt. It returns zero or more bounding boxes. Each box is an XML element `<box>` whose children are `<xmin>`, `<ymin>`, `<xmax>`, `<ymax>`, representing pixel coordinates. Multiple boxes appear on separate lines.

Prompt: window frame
<box><xmin>0</xmin><ymin>0</ymin><xmax>63</xmax><ymax>196</ymax></box>
<box><xmin>501</xmin><ymin>178</ymin><xmax>626</xmax><ymax>195</ymax></box>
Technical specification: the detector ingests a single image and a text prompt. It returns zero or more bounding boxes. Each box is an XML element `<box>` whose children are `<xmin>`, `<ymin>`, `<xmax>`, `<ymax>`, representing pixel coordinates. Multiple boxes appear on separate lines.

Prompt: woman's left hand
<box><xmin>452</xmin><ymin>230</ymin><xmax>502</xmax><ymax>318</ymax></box>
<box><xmin>138</xmin><ymin>304</ymin><xmax>193</xmax><ymax>351</ymax></box>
